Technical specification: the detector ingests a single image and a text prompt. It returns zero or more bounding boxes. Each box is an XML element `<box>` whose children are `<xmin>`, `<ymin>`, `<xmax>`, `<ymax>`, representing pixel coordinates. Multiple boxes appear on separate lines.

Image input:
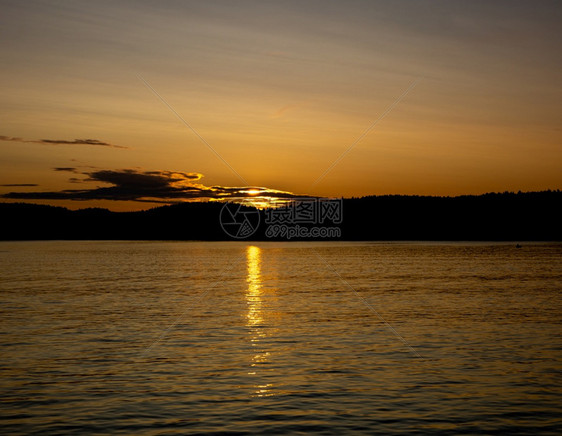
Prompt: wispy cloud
<box><xmin>1</xmin><ymin>168</ymin><xmax>303</xmax><ymax>204</ymax></box>
<box><xmin>0</xmin><ymin>135</ymin><xmax>127</xmax><ymax>149</ymax></box>
<box><xmin>271</xmin><ymin>103</ymin><xmax>301</xmax><ymax>119</ymax></box>
<box><xmin>0</xmin><ymin>183</ymin><xmax>38</xmax><ymax>187</ymax></box>
<box><xmin>0</xmin><ymin>136</ymin><xmax>25</xmax><ymax>142</ymax></box>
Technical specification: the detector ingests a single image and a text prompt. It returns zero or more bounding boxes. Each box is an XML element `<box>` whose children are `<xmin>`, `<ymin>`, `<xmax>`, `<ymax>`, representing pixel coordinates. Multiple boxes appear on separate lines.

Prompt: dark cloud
<box><xmin>39</xmin><ymin>139</ymin><xmax>127</xmax><ymax>149</ymax></box>
<box><xmin>53</xmin><ymin>167</ymin><xmax>77</xmax><ymax>172</ymax></box>
<box><xmin>0</xmin><ymin>183</ymin><xmax>38</xmax><ymax>187</ymax></box>
<box><xmin>84</xmin><ymin>170</ymin><xmax>202</xmax><ymax>188</ymax></box>
<box><xmin>1</xmin><ymin>168</ymin><xmax>304</xmax><ymax>204</ymax></box>
<box><xmin>1</xmin><ymin>135</ymin><xmax>127</xmax><ymax>149</ymax></box>
<box><xmin>0</xmin><ymin>136</ymin><xmax>24</xmax><ymax>142</ymax></box>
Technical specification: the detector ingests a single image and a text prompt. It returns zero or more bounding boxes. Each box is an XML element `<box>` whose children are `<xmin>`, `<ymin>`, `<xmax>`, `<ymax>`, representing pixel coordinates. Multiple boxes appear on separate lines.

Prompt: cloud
<box><xmin>271</xmin><ymin>103</ymin><xmax>301</xmax><ymax>119</ymax></box>
<box><xmin>0</xmin><ymin>183</ymin><xmax>38</xmax><ymax>187</ymax></box>
<box><xmin>0</xmin><ymin>136</ymin><xmax>24</xmax><ymax>142</ymax></box>
<box><xmin>0</xmin><ymin>135</ymin><xmax>127</xmax><ymax>149</ymax></box>
<box><xmin>39</xmin><ymin>139</ymin><xmax>127</xmax><ymax>149</ymax></box>
<box><xmin>1</xmin><ymin>168</ymin><xmax>304</xmax><ymax>204</ymax></box>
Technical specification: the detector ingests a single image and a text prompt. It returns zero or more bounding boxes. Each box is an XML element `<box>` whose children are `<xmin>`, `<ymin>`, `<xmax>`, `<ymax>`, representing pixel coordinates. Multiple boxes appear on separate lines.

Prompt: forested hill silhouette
<box><xmin>0</xmin><ymin>190</ymin><xmax>560</xmax><ymax>241</ymax></box>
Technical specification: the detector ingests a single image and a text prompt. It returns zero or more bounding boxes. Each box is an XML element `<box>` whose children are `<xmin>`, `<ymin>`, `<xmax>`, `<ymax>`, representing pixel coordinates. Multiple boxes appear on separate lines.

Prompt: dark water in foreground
<box><xmin>0</xmin><ymin>241</ymin><xmax>561</xmax><ymax>434</ymax></box>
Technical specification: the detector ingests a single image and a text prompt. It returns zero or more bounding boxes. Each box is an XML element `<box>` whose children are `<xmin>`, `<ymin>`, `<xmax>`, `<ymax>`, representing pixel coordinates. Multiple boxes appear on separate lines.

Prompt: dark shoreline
<box><xmin>1</xmin><ymin>190</ymin><xmax>560</xmax><ymax>241</ymax></box>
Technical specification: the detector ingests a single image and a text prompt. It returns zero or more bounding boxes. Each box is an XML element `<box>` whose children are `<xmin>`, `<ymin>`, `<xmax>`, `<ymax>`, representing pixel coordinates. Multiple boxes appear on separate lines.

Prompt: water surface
<box><xmin>1</xmin><ymin>241</ymin><xmax>561</xmax><ymax>434</ymax></box>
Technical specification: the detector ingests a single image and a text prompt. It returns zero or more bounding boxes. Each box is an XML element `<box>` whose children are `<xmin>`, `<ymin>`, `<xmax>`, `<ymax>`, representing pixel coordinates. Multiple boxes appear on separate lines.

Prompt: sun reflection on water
<box><xmin>245</xmin><ymin>245</ymin><xmax>276</xmax><ymax>397</ymax></box>
<box><xmin>246</xmin><ymin>245</ymin><xmax>263</xmax><ymax>328</ymax></box>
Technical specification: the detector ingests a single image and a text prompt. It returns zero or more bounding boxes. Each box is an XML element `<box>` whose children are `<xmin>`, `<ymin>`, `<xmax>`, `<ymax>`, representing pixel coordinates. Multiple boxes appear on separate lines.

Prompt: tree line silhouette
<box><xmin>0</xmin><ymin>190</ymin><xmax>560</xmax><ymax>241</ymax></box>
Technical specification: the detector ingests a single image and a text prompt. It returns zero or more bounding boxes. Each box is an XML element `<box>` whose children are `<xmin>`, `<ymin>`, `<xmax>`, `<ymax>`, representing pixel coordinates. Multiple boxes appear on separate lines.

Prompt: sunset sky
<box><xmin>1</xmin><ymin>0</ymin><xmax>560</xmax><ymax>210</ymax></box>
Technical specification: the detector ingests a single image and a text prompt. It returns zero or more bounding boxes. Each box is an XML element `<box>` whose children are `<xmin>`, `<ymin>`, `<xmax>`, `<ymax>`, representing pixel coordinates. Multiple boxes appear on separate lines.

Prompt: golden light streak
<box><xmin>245</xmin><ymin>245</ymin><xmax>276</xmax><ymax>397</ymax></box>
<box><xmin>246</xmin><ymin>245</ymin><xmax>263</xmax><ymax>328</ymax></box>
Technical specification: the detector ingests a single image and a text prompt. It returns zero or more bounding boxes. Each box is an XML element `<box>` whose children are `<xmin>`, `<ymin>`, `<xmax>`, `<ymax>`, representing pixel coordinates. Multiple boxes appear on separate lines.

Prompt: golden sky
<box><xmin>1</xmin><ymin>0</ymin><xmax>560</xmax><ymax>210</ymax></box>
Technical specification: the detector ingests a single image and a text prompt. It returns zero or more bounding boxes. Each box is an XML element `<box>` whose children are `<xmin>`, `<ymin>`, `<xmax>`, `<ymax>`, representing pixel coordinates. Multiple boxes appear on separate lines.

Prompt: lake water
<box><xmin>0</xmin><ymin>241</ymin><xmax>561</xmax><ymax>434</ymax></box>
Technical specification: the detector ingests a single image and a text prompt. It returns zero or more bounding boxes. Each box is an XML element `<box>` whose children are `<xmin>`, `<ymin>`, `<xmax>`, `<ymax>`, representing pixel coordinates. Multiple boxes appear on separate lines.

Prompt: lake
<box><xmin>1</xmin><ymin>241</ymin><xmax>561</xmax><ymax>434</ymax></box>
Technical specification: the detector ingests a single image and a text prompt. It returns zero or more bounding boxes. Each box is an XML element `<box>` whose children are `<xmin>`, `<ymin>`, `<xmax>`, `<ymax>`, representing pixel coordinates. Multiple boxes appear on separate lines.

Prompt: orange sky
<box><xmin>1</xmin><ymin>0</ymin><xmax>560</xmax><ymax>211</ymax></box>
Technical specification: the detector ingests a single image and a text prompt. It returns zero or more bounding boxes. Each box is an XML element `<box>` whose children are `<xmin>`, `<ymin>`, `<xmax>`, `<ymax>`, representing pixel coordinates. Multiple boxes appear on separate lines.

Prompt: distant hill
<box><xmin>0</xmin><ymin>190</ymin><xmax>560</xmax><ymax>241</ymax></box>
